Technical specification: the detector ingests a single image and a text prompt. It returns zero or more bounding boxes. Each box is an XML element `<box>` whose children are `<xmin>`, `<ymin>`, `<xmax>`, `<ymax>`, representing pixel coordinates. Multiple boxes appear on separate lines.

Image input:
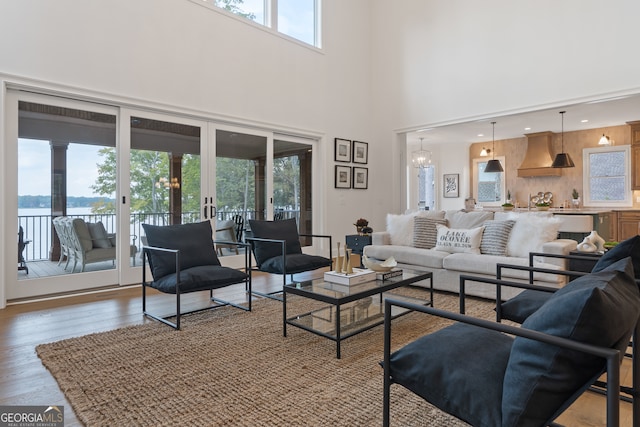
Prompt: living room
<box><xmin>2</xmin><ymin>0</ymin><xmax>640</xmax><ymax>425</ymax></box>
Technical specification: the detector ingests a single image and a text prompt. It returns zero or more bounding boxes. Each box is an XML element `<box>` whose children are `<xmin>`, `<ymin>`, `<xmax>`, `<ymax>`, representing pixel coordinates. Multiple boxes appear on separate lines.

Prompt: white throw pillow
<box><xmin>435</xmin><ymin>224</ymin><xmax>484</xmax><ymax>254</ymax></box>
<box><xmin>387</xmin><ymin>211</ymin><xmax>445</xmax><ymax>246</ymax></box>
<box><xmin>506</xmin><ymin>215</ymin><xmax>562</xmax><ymax>258</ymax></box>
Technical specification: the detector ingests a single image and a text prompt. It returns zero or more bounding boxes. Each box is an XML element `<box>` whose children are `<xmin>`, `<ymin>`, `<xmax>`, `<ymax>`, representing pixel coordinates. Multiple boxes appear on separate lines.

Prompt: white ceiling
<box><xmin>407</xmin><ymin>93</ymin><xmax>640</xmax><ymax>147</ymax></box>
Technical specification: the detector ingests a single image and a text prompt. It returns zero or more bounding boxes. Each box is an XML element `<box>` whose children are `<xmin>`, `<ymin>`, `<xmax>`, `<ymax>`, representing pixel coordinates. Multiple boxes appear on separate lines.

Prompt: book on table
<box><xmin>376</xmin><ymin>269</ymin><xmax>403</xmax><ymax>281</ymax></box>
<box><xmin>323</xmin><ymin>268</ymin><xmax>377</xmax><ymax>286</ymax></box>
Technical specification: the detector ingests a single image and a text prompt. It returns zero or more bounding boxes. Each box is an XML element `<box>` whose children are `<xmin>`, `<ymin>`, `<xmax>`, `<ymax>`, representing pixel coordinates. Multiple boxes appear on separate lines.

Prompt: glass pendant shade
<box><xmin>412</xmin><ymin>138</ymin><xmax>431</xmax><ymax>168</ymax></box>
<box><xmin>484</xmin><ymin>159</ymin><xmax>504</xmax><ymax>172</ymax></box>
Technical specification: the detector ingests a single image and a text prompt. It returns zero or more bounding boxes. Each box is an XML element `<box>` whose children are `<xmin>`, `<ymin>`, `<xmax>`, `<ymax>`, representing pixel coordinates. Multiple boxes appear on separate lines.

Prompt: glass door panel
<box><xmin>130</xmin><ymin>116</ymin><xmax>203</xmax><ymax>266</ymax></box>
<box><xmin>274</xmin><ymin>138</ymin><xmax>313</xmax><ymax>245</ymax></box>
<box><xmin>8</xmin><ymin>92</ymin><xmax>119</xmax><ymax>300</ymax></box>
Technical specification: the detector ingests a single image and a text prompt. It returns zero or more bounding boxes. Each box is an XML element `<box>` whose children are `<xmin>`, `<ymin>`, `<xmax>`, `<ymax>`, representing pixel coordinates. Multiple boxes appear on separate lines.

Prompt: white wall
<box><xmin>370</xmin><ymin>0</ymin><xmax>640</xmax><ymax>225</ymax></box>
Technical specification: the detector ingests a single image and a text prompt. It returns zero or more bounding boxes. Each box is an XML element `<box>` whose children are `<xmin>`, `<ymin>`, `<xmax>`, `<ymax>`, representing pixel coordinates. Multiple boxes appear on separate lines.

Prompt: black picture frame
<box><xmin>334</xmin><ymin>138</ymin><xmax>352</xmax><ymax>162</ymax></box>
<box><xmin>443</xmin><ymin>173</ymin><xmax>459</xmax><ymax>198</ymax></box>
<box><xmin>352</xmin><ymin>167</ymin><xmax>368</xmax><ymax>189</ymax></box>
<box><xmin>352</xmin><ymin>141</ymin><xmax>368</xmax><ymax>164</ymax></box>
<box><xmin>335</xmin><ymin>165</ymin><xmax>351</xmax><ymax>188</ymax></box>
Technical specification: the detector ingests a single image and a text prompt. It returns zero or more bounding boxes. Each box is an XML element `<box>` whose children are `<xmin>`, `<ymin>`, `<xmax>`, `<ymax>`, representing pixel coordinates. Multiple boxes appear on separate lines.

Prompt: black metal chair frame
<box><xmin>18</xmin><ymin>226</ymin><xmax>31</xmax><ymax>274</ymax></box>
<box><xmin>382</xmin><ymin>297</ymin><xmax>633</xmax><ymax>427</ymax></box>
<box><xmin>232</xmin><ymin>214</ymin><xmax>244</xmax><ymax>243</ymax></box>
<box><xmin>142</xmin><ymin>240</ymin><xmax>252</xmax><ymax>330</ymax></box>
<box><xmin>246</xmin><ymin>234</ymin><xmax>332</xmax><ymax>302</ymax></box>
<box><xmin>458</xmin><ymin>254</ymin><xmax>640</xmax><ymax>425</ymax></box>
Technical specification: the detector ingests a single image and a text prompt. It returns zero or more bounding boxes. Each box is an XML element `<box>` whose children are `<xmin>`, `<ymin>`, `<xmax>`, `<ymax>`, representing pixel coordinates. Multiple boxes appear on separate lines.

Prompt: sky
<box><xmin>18</xmin><ymin>138</ymin><xmax>104</xmax><ymax>197</ymax></box>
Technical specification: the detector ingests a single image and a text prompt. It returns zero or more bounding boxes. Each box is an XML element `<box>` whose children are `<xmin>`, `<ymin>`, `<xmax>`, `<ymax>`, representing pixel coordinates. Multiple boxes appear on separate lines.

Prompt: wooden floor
<box><xmin>0</xmin><ymin>271</ymin><xmax>634</xmax><ymax>426</ymax></box>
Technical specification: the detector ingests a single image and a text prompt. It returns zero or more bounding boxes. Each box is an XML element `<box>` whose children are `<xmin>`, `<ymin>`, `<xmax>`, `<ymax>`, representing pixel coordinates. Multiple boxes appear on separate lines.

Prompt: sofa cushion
<box><xmin>87</xmin><ymin>221</ymin><xmax>112</xmax><ymax>249</ymax></box>
<box><xmin>435</xmin><ymin>225</ymin><xmax>484</xmax><ymax>254</ymax></box>
<box><xmin>506</xmin><ymin>215</ymin><xmax>561</xmax><ymax>258</ymax></box>
<box><xmin>363</xmin><ymin>245</ymin><xmax>448</xmax><ymax>269</ymax></box>
<box><xmin>445</xmin><ymin>210</ymin><xmax>494</xmax><ymax>229</ymax></box>
<box><xmin>387</xmin><ymin>211</ymin><xmax>445</xmax><ymax>247</ymax></box>
<box><xmin>502</xmin><ymin>257</ymin><xmax>640</xmax><ymax>426</ymax></box>
<box><xmin>388</xmin><ymin>322</ymin><xmax>512</xmax><ymax>427</ymax></box>
<box><xmin>71</xmin><ymin>218</ymin><xmax>94</xmax><ymax>252</ymax></box>
<box><xmin>480</xmin><ymin>220</ymin><xmax>515</xmax><ymax>256</ymax></box>
<box><xmin>413</xmin><ymin>217</ymin><xmax>447</xmax><ymax>249</ymax></box>
<box><xmin>143</xmin><ymin>221</ymin><xmax>221</xmax><ymax>280</ymax></box>
<box><xmin>443</xmin><ymin>253</ymin><xmax>565</xmax><ymax>284</ymax></box>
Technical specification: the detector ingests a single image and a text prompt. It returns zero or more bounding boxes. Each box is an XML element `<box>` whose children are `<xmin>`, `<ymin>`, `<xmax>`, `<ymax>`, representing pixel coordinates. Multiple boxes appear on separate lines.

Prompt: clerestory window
<box><xmin>207</xmin><ymin>0</ymin><xmax>321</xmax><ymax>48</ymax></box>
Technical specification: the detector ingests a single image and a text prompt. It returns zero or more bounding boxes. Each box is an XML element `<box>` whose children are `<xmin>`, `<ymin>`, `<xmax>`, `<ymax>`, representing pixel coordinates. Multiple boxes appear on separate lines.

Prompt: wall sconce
<box><xmin>598</xmin><ymin>134</ymin><xmax>612</xmax><ymax>145</ymax></box>
<box><xmin>480</xmin><ymin>147</ymin><xmax>490</xmax><ymax>157</ymax></box>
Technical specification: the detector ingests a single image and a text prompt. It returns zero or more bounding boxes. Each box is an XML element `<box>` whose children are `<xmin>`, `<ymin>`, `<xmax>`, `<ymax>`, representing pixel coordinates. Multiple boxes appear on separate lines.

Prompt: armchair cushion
<box><xmin>502</xmin><ymin>257</ymin><xmax>640</xmax><ymax>426</ymax></box>
<box><xmin>259</xmin><ymin>253</ymin><xmax>332</xmax><ymax>275</ymax></box>
<box><xmin>388</xmin><ymin>322</ymin><xmax>512</xmax><ymax>427</ymax></box>
<box><xmin>592</xmin><ymin>235</ymin><xmax>640</xmax><ymax>279</ymax></box>
<box><xmin>248</xmin><ymin>218</ymin><xmax>302</xmax><ymax>266</ymax></box>
<box><xmin>499</xmin><ymin>289</ymin><xmax>552</xmax><ymax>324</ymax></box>
<box><xmin>151</xmin><ymin>265</ymin><xmax>248</xmax><ymax>293</ymax></box>
<box><xmin>143</xmin><ymin>221</ymin><xmax>220</xmax><ymax>279</ymax></box>
<box><xmin>87</xmin><ymin>221</ymin><xmax>113</xmax><ymax>248</ymax></box>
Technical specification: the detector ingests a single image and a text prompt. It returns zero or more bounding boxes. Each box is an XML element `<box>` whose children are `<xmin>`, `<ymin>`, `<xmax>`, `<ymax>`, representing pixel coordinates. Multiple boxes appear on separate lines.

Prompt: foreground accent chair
<box><xmin>246</xmin><ymin>218</ymin><xmax>332</xmax><ymax>301</ymax></box>
<box><xmin>384</xmin><ymin>257</ymin><xmax>640</xmax><ymax>427</ymax></box>
<box><xmin>142</xmin><ymin>221</ymin><xmax>251</xmax><ymax>329</ymax></box>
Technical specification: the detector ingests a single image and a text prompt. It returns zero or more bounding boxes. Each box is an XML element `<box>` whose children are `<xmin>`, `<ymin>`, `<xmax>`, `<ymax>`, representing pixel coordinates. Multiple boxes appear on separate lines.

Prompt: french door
<box><xmin>3</xmin><ymin>90</ymin><xmax>317</xmax><ymax>303</ymax></box>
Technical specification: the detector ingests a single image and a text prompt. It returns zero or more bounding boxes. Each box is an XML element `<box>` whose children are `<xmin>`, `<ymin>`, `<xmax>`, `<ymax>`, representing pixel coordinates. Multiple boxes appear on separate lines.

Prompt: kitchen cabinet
<box><xmin>629</xmin><ymin>121</ymin><xmax>640</xmax><ymax>190</ymax></box>
<box><xmin>616</xmin><ymin>211</ymin><xmax>640</xmax><ymax>241</ymax></box>
<box><xmin>595</xmin><ymin>211</ymin><xmax>616</xmax><ymax>242</ymax></box>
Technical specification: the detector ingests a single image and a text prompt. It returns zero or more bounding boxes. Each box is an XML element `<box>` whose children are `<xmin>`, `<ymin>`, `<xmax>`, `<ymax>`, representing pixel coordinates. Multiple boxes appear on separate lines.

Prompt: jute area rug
<box><xmin>37</xmin><ymin>290</ymin><xmax>494</xmax><ymax>426</ymax></box>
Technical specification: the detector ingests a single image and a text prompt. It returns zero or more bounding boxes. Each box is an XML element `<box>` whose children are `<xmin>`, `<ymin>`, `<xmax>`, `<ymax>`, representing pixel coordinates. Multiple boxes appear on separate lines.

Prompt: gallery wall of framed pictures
<box><xmin>334</xmin><ymin>137</ymin><xmax>368</xmax><ymax>189</ymax></box>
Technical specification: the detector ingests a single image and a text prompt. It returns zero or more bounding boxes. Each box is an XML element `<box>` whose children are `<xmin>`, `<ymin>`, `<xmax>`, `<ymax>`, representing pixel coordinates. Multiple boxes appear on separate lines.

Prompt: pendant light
<box><xmin>411</xmin><ymin>137</ymin><xmax>432</xmax><ymax>168</ymax></box>
<box><xmin>484</xmin><ymin>121</ymin><xmax>504</xmax><ymax>173</ymax></box>
<box><xmin>551</xmin><ymin>111</ymin><xmax>575</xmax><ymax>168</ymax></box>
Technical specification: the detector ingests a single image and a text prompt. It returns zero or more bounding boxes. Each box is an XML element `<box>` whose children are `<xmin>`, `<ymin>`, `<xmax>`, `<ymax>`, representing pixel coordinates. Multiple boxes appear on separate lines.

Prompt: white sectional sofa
<box><xmin>363</xmin><ymin>209</ymin><xmax>578</xmax><ymax>300</ymax></box>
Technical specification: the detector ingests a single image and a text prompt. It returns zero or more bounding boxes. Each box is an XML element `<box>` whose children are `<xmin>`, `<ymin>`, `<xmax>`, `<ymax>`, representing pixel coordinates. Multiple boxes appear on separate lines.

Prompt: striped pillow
<box><xmin>414</xmin><ymin>217</ymin><xmax>448</xmax><ymax>249</ymax></box>
<box><xmin>480</xmin><ymin>220</ymin><xmax>516</xmax><ymax>256</ymax></box>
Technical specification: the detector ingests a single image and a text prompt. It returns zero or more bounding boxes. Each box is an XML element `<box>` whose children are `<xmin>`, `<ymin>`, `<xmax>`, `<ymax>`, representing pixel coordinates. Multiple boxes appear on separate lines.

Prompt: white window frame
<box><xmin>582</xmin><ymin>145</ymin><xmax>632</xmax><ymax>208</ymax></box>
<box><xmin>472</xmin><ymin>157</ymin><xmax>506</xmax><ymax>207</ymax></box>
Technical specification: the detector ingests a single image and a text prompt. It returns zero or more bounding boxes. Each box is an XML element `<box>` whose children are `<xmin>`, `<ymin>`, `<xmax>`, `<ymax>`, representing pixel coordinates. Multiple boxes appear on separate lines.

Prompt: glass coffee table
<box><xmin>283</xmin><ymin>270</ymin><xmax>433</xmax><ymax>358</ymax></box>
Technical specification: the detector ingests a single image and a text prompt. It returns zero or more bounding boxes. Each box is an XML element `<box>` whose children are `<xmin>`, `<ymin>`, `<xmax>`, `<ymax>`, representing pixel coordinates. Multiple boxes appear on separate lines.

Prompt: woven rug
<box><xmin>36</xmin><ymin>290</ymin><xmax>493</xmax><ymax>426</ymax></box>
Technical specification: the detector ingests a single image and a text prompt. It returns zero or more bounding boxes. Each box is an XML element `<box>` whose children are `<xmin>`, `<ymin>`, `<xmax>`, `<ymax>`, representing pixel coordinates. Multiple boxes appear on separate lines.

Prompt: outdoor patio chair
<box><xmin>142</xmin><ymin>220</ymin><xmax>251</xmax><ymax>329</ymax></box>
<box><xmin>215</xmin><ymin>220</ymin><xmax>239</xmax><ymax>256</ymax></box>
<box><xmin>246</xmin><ymin>218</ymin><xmax>332</xmax><ymax>301</ymax></box>
<box><xmin>383</xmin><ymin>257</ymin><xmax>640</xmax><ymax>427</ymax></box>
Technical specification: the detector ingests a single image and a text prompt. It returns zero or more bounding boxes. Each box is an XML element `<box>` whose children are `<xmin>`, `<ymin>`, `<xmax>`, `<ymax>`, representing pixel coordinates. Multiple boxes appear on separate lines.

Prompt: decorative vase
<box><xmin>587</xmin><ymin>230</ymin><xmax>606</xmax><ymax>252</ymax></box>
<box><xmin>335</xmin><ymin>242</ymin><xmax>342</xmax><ymax>272</ymax></box>
<box><xmin>572</xmin><ymin>198</ymin><xmax>580</xmax><ymax>209</ymax></box>
<box><xmin>356</xmin><ymin>226</ymin><xmax>364</xmax><ymax>235</ymax></box>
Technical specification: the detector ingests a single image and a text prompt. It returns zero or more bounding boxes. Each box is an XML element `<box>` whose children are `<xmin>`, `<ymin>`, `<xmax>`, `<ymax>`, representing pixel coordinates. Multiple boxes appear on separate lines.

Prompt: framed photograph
<box><xmin>335</xmin><ymin>165</ymin><xmax>351</xmax><ymax>189</ymax></box>
<box><xmin>352</xmin><ymin>141</ymin><xmax>368</xmax><ymax>164</ymax></box>
<box><xmin>334</xmin><ymin>138</ymin><xmax>352</xmax><ymax>162</ymax></box>
<box><xmin>443</xmin><ymin>173</ymin><xmax>459</xmax><ymax>198</ymax></box>
<box><xmin>352</xmin><ymin>167</ymin><xmax>368</xmax><ymax>189</ymax></box>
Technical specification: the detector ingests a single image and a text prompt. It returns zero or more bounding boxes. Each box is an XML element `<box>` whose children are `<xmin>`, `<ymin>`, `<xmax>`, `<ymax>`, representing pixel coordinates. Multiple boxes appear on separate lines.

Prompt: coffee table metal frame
<box><xmin>283</xmin><ymin>270</ymin><xmax>433</xmax><ymax>358</ymax></box>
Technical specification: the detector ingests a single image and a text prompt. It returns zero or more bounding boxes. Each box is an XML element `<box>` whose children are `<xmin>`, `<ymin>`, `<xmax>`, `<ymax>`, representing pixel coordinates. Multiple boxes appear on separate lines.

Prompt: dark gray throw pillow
<box><xmin>142</xmin><ymin>221</ymin><xmax>220</xmax><ymax>279</ymax></box>
<box><xmin>592</xmin><ymin>235</ymin><xmax>640</xmax><ymax>279</ymax></box>
<box><xmin>248</xmin><ymin>218</ymin><xmax>302</xmax><ymax>266</ymax></box>
<box><xmin>502</xmin><ymin>257</ymin><xmax>640</xmax><ymax>426</ymax></box>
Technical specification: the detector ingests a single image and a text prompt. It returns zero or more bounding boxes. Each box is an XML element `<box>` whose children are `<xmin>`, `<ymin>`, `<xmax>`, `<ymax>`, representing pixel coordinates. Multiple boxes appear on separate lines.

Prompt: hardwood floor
<box><xmin>0</xmin><ymin>272</ymin><xmax>634</xmax><ymax>426</ymax></box>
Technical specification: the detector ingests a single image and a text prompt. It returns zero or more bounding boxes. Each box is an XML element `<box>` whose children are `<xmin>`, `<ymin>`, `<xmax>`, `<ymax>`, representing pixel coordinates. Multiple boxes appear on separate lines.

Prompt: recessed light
<box><xmin>581</xmin><ymin>119</ymin><xmax>589</xmax><ymax>123</ymax></box>
<box><xmin>524</xmin><ymin>127</ymin><xmax>531</xmax><ymax>131</ymax></box>
<box><xmin>477</xmin><ymin>133</ymin><xmax>484</xmax><ymax>137</ymax></box>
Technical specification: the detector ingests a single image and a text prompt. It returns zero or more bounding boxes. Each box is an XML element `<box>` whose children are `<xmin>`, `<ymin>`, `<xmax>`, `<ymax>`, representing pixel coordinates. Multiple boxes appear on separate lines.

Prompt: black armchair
<box><xmin>246</xmin><ymin>218</ymin><xmax>332</xmax><ymax>301</ymax></box>
<box><xmin>384</xmin><ymin>257</ymin><xmax>640</xmax><ymax>427</ymax></box>
<box><xmin>142</xmin><ymin>221</ymin><xmax>251</xmax><ymax>330</ymax></box>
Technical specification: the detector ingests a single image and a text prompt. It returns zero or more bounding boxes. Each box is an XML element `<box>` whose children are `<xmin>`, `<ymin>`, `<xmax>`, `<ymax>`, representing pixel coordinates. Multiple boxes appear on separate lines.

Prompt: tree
<box><xmin>215</xmin><ymin>0</ymin><xmax>256</xmax><ymax>20</ymax></box>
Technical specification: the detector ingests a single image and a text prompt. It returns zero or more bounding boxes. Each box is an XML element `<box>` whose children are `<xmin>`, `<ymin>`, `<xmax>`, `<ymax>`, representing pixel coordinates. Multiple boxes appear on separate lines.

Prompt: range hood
<box><xmin>517</xmin><ymin>131</ymin><xmax>562</xmax><ymax>177</ymax></box>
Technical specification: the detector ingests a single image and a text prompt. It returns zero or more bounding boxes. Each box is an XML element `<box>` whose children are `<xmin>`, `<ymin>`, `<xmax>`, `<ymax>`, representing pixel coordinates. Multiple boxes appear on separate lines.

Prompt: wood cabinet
<box><xmin>629</xmin><ymin>121</ymin><xmax>640</xmax><ymax>190</ymax></box>
<box><xmin>596</xmin><ymin>211</ymin><xmax>617</xmax><ymax>241</ymax></box>
<box><xmin>617</xmin><ymin>211</ymin><xmax>640</xmax><ymax>241</ymax></box>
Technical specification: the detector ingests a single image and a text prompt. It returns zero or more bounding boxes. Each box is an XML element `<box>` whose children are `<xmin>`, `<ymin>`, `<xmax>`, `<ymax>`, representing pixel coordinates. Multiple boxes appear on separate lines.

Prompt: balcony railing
<box><xmin>18</xmin><ymin>209</ymin><xmax>300</xmax><ymax>261</ymax></box>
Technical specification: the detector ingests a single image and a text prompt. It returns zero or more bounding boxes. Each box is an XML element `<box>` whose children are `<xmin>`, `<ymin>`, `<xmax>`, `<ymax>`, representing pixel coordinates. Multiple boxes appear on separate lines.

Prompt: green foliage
<box><xmin>215</xmin><ymin>0</ymin><xmax>256</xmax><ymax>20</ymax></box>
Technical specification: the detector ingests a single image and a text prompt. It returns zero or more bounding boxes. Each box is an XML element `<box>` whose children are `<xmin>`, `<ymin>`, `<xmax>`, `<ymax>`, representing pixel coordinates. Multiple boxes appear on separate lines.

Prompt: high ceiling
<box><xmin>407</xmin><ymin>92</ymin><xmax>640</xmax><ymax>147</ymax></box>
